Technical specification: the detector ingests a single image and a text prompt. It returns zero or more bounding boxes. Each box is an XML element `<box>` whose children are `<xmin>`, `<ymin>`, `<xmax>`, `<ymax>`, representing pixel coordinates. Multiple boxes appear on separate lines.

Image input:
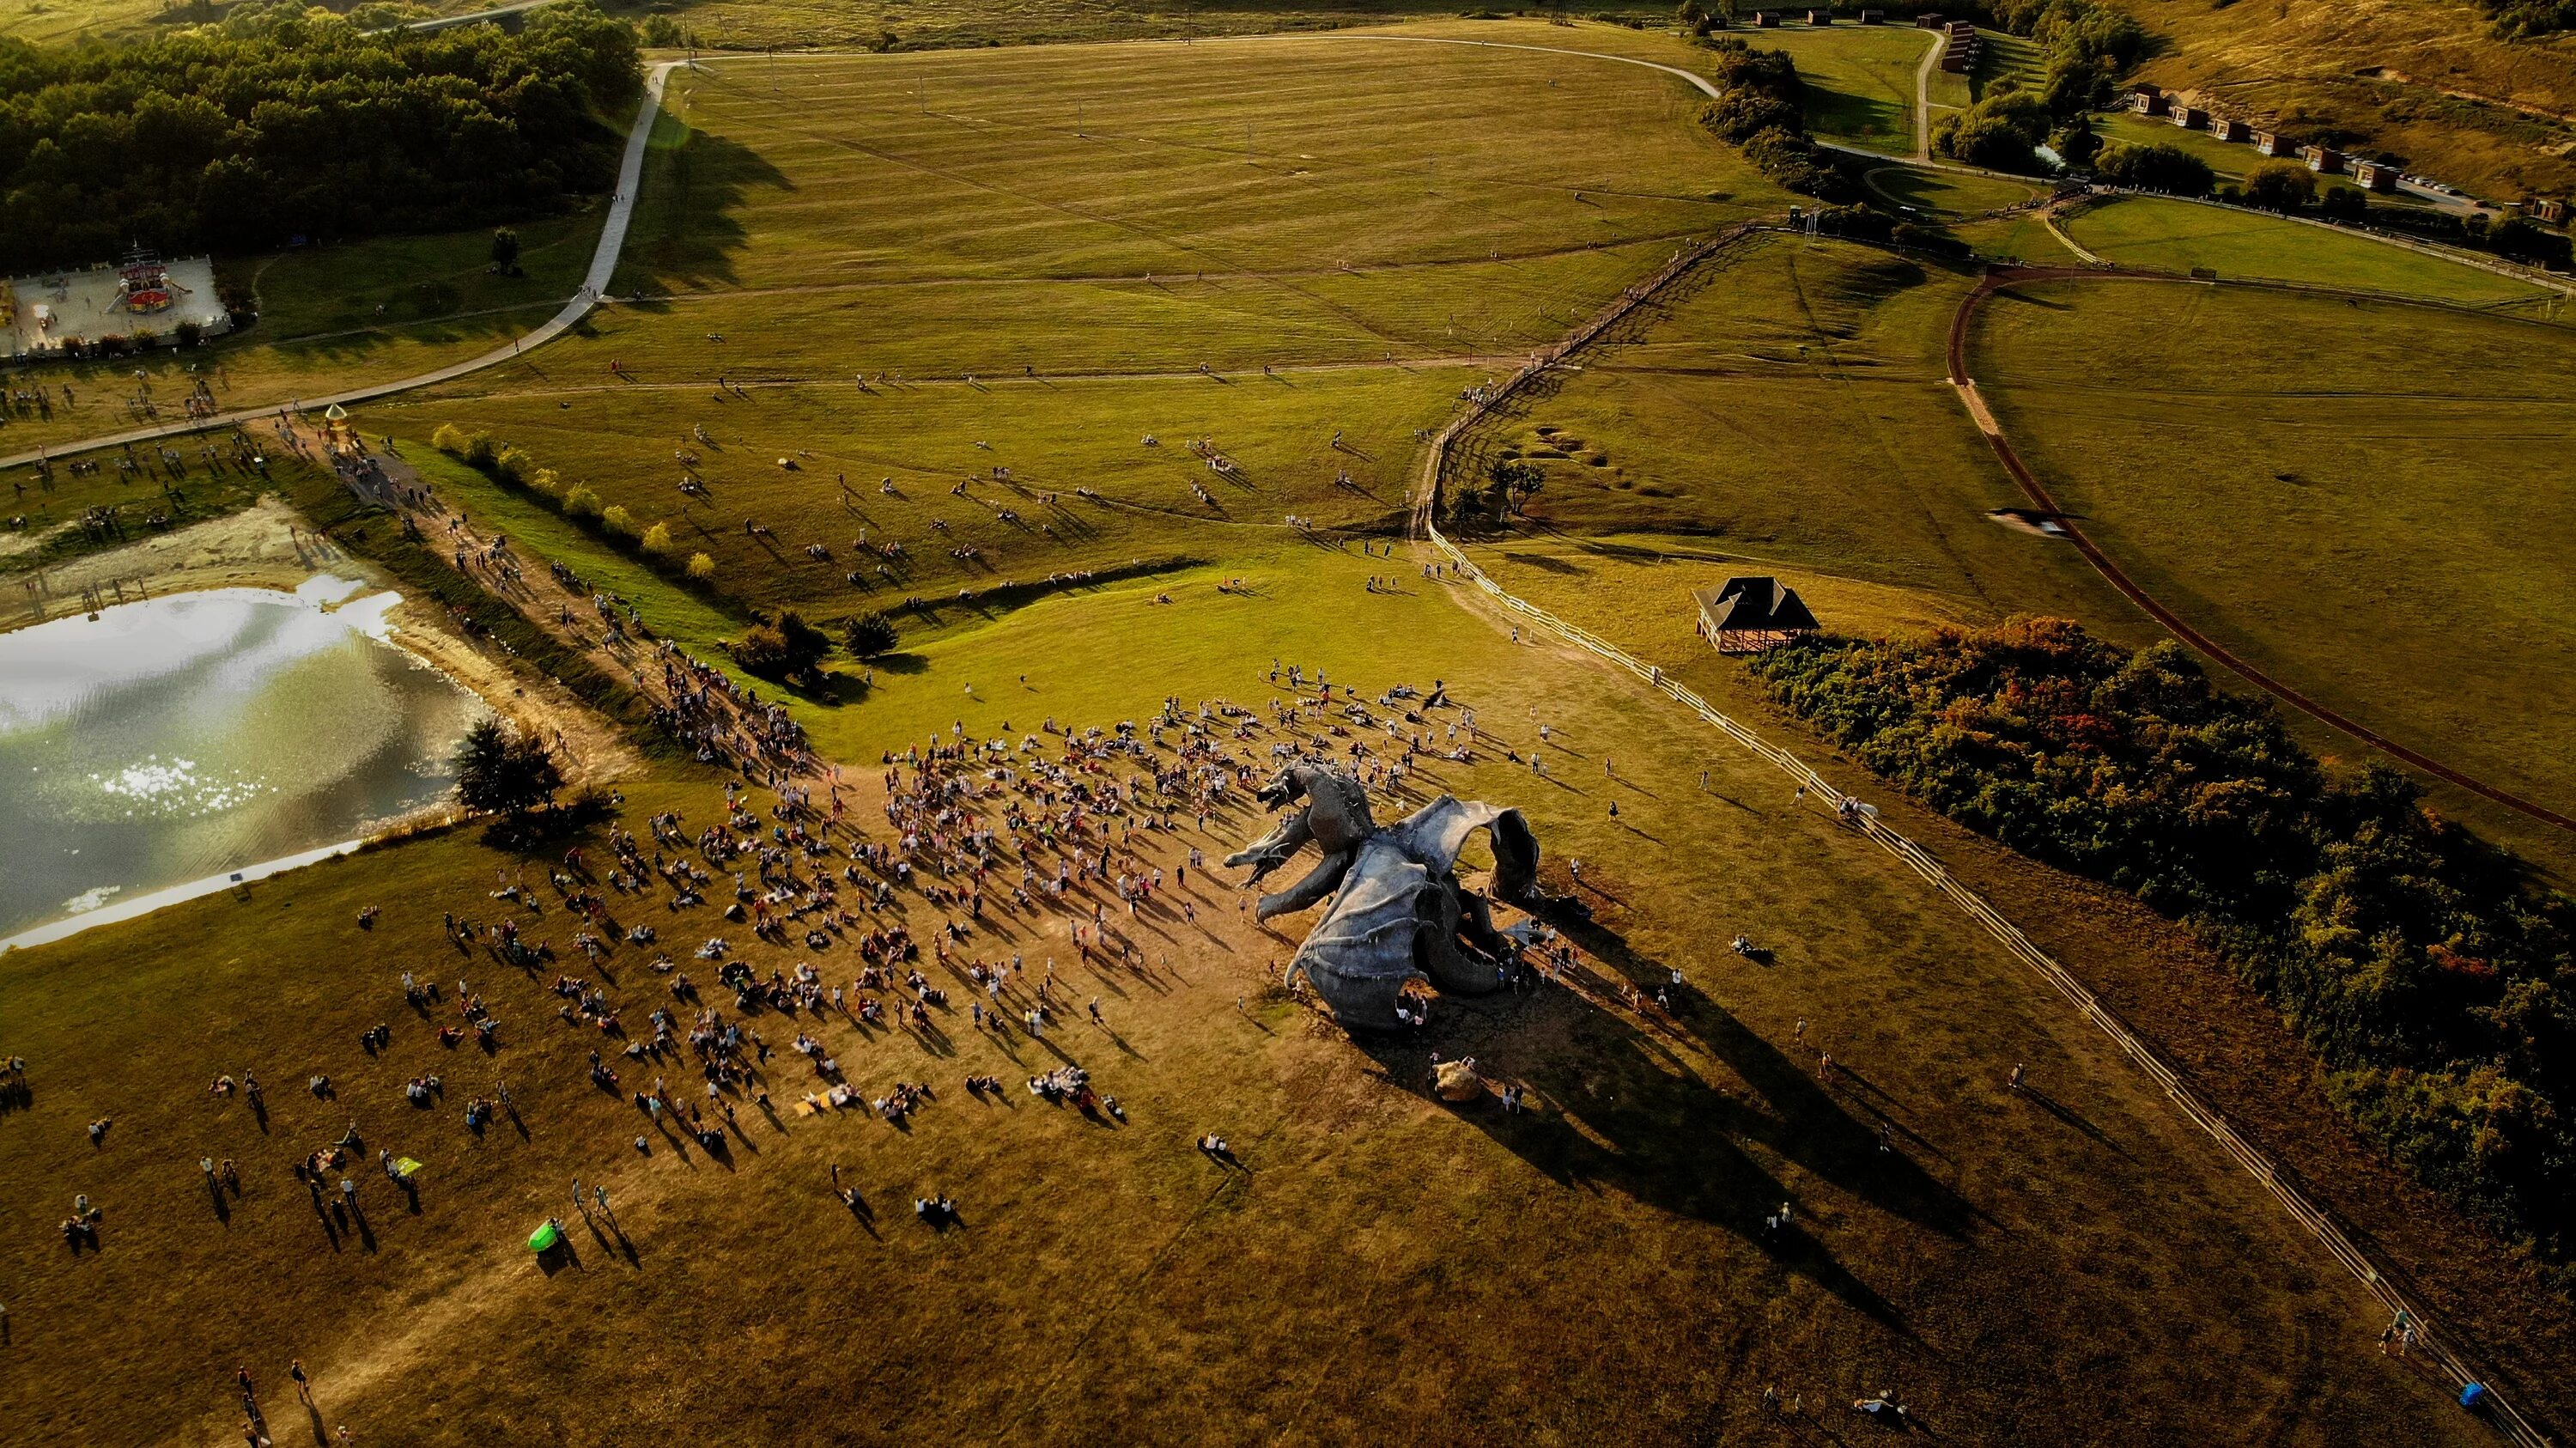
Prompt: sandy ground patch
<box><xmin>3</xmin><ymin>490</ymin><xmax>639</xmax><ymax>789</ymax></box>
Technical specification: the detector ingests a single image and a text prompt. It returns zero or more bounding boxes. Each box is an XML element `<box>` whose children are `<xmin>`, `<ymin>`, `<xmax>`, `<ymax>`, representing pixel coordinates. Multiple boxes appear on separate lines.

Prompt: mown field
<box><xmin>1967</xmin><ymin>277</ymin><xmax>2576</xmax><ymax>870</ymax></box>
<box><xmin>1443</xmin><ymin>232</ymin><xmax>2127</xmax><ymax>628</ymax></box>
<box><xmin>2059</xmin><ymin>195</ymin><xmax>2559</xmax><ymax>311</ymax></box>
<box><xmin>361</xmin><ymin>28</ymin><xmax>1789</xmax><ymax>619</ymax></box>
<box><xmin>1745</xmin><ymin>22</ymin><xmax>1933</xmax><ymax>155</ymax></box>
<box><xmin>3</xmin><ymin>21</ymin><xmax>2570</xmax><ymax>1445</ymax></box>
<box><xmin>0</xmin><ymin>535</ymin><xmax>2495</xmax><ymax>1445</ymax></box>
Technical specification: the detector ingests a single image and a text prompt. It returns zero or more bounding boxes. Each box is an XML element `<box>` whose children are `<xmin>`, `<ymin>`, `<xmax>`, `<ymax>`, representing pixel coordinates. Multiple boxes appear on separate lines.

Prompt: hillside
<box><xmin>2117</xmin><ymin>0</ymin><xmax>2576</xmax><ymax>201</ymax></box>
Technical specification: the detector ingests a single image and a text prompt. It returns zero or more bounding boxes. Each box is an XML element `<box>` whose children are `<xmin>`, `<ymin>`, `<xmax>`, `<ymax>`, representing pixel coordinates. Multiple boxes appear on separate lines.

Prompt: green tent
<box><xmin>528</xmin><ymin>1220</ymin><xmax>562</xmax><ymax>1252</ymax></box>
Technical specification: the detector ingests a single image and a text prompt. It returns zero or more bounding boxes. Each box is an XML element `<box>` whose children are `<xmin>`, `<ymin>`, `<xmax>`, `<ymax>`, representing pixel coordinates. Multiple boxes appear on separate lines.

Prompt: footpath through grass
<box><xmin>0</xmin><ymin>211</ymin><xmax>607</xmax><ymax>461</ymax></box>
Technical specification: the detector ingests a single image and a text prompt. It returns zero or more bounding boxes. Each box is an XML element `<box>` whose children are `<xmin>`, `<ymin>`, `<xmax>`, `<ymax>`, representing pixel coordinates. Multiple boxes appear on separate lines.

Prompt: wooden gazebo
<box><xmin>1694</xmin><ymin>576</ymin><xmax>1819</xmax><ymax>654</ymax></box>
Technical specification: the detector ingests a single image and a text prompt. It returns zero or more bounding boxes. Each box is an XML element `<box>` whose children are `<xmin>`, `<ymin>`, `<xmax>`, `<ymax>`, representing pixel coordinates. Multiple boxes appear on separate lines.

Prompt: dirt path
<box><xmin>1399</xmin><ymin>235</ymin><xmax>2559</xmax><ymax>1448</ymax></box>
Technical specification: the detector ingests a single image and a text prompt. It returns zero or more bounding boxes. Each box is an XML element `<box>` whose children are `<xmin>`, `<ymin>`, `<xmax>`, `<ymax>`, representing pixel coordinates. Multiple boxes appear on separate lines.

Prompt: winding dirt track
<box><xmin>1948</xmin><ymin>265</ymin><xmax>2576</xmax><ymax>835</ymax></box>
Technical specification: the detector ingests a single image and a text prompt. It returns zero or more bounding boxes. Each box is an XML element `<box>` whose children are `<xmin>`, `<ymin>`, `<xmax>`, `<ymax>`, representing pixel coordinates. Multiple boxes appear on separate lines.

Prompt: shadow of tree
<box><xmin>612</xmin><ymin>121</ymin><xmax>793</xmax><ymax>296</ymax></box>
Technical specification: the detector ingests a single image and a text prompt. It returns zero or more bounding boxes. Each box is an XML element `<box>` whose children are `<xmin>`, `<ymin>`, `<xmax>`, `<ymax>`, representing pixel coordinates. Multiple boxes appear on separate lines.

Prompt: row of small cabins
<box><xmin>1743</xmin><ymin>9</ymin><xmax>1891</xmax><ymax>27</ymax></box>
<box><xmin>2126</xmin><ymin>82</ymin><xmax>2569</xmax><ymax>219</ymax></box>
<box><xmin>2128</xmin><ymin>85</ymin><xmax>2404</xmax><ymax>191</ymax></box>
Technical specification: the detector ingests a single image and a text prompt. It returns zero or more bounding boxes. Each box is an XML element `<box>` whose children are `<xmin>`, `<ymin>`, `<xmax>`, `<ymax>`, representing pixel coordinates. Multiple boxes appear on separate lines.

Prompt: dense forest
<box><xmin>1751</xmin><ymin>619</ymin><xmax>2574</xmax><ymax>1276</ymax></box>
<box><xmin>0</xmin><ymin>1</ymin><xmax>641</xmax><ymax>273</ymax></box>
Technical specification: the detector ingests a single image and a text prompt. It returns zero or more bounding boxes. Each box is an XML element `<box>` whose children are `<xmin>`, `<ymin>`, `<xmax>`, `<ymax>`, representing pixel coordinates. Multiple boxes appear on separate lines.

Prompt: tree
<box><xmin>844</xmin><ymin>611</ymin><xmax>900</xmax><ymax>659</ymax></box>
<box><xmin>453</xmin><ymin>718</ymin><xmax>563</xmax><ymax>818</ymax></box>
<box><xmin>1488</xmin><ymin>459</ymin><xmax>1545</xmax><ymax>516</ymax></box>
<box><xmin>2488</xmin><ymin>216</ymin><xmax>2573</xmax><ymax>269</ymax></box>
<box><xmin>2093</xmin><ymin>141</ymin><xmax>2214</xmax><ymax>197</ymax></box>
<box><xmin>732</xmin><ymin>609</ymin><xmax>832</xmax><ymax>681</ymax></box>
<box><xmin>490</xmin><ymin>227</ymin><xmax>521</xmax><ymax>274</ymax></box>
<box><xmin>2054</xmin><ymin>115</ymin><xmax>2100</xmax><ymax>170</ymax></box>
<box><xmin>2242</xmin><ymin>159</ymin><xmax>2317</xmax><ymax>213</ymax></box>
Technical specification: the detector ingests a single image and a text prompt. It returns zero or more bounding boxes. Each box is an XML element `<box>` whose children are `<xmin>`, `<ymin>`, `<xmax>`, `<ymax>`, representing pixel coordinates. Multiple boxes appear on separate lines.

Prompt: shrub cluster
<box><xmin>1749</xmin><ymin>618</ymin><xmax>2574</xmax><ymax>1268</ymax></box>
<box><xmin>1697</xmin><ymin>40</ymin><xmax>1856</xmax><ymax>205</ymax></box>
<box><xmin>1932</xmin><ymin>89</ymin><xmax>2053</xmax><ymax>173</ymax></box>
<box><xmin>2317</xmin><ymin>198</ymin><xmax>2573</xmax><ymax>272</ymax></box>
<box><xmin>2092</xmin><ymin>139</ymin><xmax>2215</xmax><ymax>197</ymax></box>
<box><xmin>0</xmin><ymin>1</ymin><xmax>641</xmax><ymax>271</ymax></box>
<box><xmin>430</xmin><ymin>423</ymin><xmax>697</xmax><ymax>577</ymax></box>
<box><xmin>2480</xmin><ymin>0</ymin><xmax>2576</xmax><ymax>38</ymax></box>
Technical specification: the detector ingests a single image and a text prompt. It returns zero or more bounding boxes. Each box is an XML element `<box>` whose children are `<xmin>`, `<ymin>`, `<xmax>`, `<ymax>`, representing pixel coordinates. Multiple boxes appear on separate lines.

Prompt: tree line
<box><xmin>1750</xmin><ymin>618</ymin><xmax>2575</xmax><ymax>1280</ymax></box>
<box><xmin>0</xmin><ymin>0</ymin><xmax>641</xmax><ymax>274</ymax></box>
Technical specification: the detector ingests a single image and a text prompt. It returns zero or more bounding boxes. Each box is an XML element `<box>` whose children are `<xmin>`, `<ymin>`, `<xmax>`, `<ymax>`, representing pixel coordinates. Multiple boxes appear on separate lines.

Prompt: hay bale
<box><xmin>1433</xmin><ymin>1059</ymin><xmax>1485</xmax><ymax>1103</ymax></box>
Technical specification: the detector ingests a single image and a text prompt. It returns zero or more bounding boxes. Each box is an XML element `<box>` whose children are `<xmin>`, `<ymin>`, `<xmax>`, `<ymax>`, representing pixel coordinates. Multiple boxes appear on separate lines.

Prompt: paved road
<box><xmin>0</xmin><ymin>57</ymin><xmax>685</xmax><ymax>473</ymax></box>
<box><xmin>1910</xmin><ymin>26</ymin><xmax>1941</xmax><ymax>163</ymax></box>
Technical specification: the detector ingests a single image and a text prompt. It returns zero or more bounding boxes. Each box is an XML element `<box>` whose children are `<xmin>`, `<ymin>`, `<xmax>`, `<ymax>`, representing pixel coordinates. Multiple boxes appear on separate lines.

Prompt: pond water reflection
<box><xmin>0</xmin><ymin>582</ymin><xmax>488</xmax><ymax>940</ymax></box>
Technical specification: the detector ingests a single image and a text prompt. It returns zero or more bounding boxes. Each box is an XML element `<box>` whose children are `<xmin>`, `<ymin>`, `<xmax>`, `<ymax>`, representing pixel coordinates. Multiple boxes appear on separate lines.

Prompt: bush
<box><xmin>1891</xmin><ymin>220</ymin><xmax>1970</xmax><ymax>258</ymax></box>
<box><xmin>1811</xmin><ymin>204</ymin><xmax>1893</xmax><ymax>242</ymax></box>
<box><xmin>2242</xmin><ymin>159</ymin><xmax>2317</xmax><ymax>214</ymax></box>
<box><xmin>844</xmin><ymin>611</ymin><xmax>900</xmax><ymax>659</ymax></box>
<box><xmin>1751</xmin><ymin>618</ymin><xmax>2576</xmax><ymax>1262</ymax></box>
<box><xmin>1695</xmin><ymin>42</ymin><xmax>1855</xmax><ymax>204</ymax></box>
<box><xmin>730</xmin><ymin>609</ymin><xmax>832</xmax><ymax>682</ymax></box>
<box><xmin>1702</xmin><ymin>89</ymin><xmax>1801</xmax><ymax>143</ymax></box>
<box><xmin>1932</xmin><ymin>88</ymin><xmax>2052</xmax><ymax>173</ymax></box>
<box><xmin>640</xmin><ymin>521</ymin><xmax>674</xmax><ymax>557</ymax></box>
<box><xmin>2488</xmin><ymin>216</ymin><xmax>2574</xmax><ymax>270</ymax></box>
<box><xmin>2093</xmin><ymin>140</ymin><xmax>2215</xmax><ymax>197</ymax></box>
<box><xmin>561</xmin><ymin>486</ymin><xmax>603</xmax><ymax>520</ymax></box>
<box><xmin>431</xmin><ymin>423</ymin><xmax>476</xmax><ymax>456</ymax></box>
<box><xmin>599</xmin><ymin>503</ymin><xmax>640</xmax><ymax>539</ymax></box>
<box><xmin>686</xmin><ymin>551</ymin><xmax>717</xmax><ymax>581</ymax></box>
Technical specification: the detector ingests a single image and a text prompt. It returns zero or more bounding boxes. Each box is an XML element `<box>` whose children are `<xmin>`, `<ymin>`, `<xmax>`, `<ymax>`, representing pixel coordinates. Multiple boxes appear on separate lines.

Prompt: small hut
<box><xmin>1694</xmin><ymin>577</ymin><xmax>1819</xmax><ymax>654</ymax></box>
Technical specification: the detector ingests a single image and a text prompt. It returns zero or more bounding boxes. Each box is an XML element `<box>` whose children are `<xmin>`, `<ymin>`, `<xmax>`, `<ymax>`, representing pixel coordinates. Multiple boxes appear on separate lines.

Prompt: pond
<box><xmin>0</xmin><ymin>581</ymin><xmax>489</xmax><ymax>945</ymax></box>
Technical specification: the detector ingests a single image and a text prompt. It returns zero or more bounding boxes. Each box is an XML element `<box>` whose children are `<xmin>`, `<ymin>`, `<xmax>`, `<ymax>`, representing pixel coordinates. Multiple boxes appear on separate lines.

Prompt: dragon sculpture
<box><xmin>1227</xmin><ymin>764</ymin><xmax>1542</xmax><ymax>1030</ymax></box>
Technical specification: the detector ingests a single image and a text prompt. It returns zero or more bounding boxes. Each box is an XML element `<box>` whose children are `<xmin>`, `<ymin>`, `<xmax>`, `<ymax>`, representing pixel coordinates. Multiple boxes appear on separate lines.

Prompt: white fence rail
<box><xmin>1406</xmin><ymin>234</ymin><xmax>2553</xmax><ymax>1448</ymax></box>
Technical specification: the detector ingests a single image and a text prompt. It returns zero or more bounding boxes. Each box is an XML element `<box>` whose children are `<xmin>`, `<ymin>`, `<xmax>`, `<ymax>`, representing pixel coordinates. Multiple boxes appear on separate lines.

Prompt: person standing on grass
<box><xmin>289</xmin><ymin>1360</ymin><xmax>310</xmax><ymax>1403</ymax></box>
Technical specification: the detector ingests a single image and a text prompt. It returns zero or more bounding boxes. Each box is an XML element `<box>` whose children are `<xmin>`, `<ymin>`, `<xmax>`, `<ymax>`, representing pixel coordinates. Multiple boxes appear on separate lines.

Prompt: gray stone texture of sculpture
<box><xmin>1226</xmin><ymin>765</ymin><xmax>1540</xmax><ymax>1030</ymax></box>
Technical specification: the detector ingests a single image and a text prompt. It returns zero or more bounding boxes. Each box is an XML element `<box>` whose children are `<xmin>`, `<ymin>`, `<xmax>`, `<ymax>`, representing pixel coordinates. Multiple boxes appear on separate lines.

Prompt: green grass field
<box><xmin>6</xmin><ymin>20</ymin><xmax>2574</xmax><ymax>1444</ymax></box>
<box><xmin>1861</xmin><ymin>164</ymin><xmax>2039</xmax><ymax>220</ymax></box>
<box><xmin>1745</xmin><ymin>23</ymin><xmax>1934</xmax><ymax>155</ymax></box>
<box><xmin>1443</xmin><ymin>233</ymin><xmax>2121</xmax><ymax>624</ymax></box>
<box><xmin>0</xmin><ymin>539</ymin><xmax>2494</xmax><ymax>1445</ymax></box>
<box><xmin>1969</xmin><ymin>277</ymin><xmax>2576</xmax><ymax>865</ymax></box>
<box><xmin>2061</xmin><ymin>196</ymin><xmax>2557</xmax><ymax>311</ymax></box>
<box><xmin>351</xmin><ymin>30</ymin><xmax>1789</xmax><ymax>624</ymax></box>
